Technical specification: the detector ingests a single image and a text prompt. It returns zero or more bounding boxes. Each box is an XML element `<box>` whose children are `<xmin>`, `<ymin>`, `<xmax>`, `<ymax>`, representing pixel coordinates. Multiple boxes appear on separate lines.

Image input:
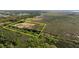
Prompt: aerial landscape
<box><xmin>0</xmin><ymin>10</ymin><xmax>79</xmax><ymax>48</ymax></box>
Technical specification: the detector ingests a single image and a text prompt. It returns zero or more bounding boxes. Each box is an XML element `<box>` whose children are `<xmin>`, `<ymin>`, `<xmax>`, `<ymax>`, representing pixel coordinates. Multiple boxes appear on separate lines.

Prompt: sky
<box><xmin>0</xmin><ymin>0</ymin><xmax>79</xmax><ymax>10</ymax></box>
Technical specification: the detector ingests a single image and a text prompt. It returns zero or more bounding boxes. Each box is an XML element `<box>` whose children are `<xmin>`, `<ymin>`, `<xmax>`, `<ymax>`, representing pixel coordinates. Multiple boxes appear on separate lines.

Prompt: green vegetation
<box><xmin>0</xmin><ymin>10</ymin><xmax>79</xmax><ymax>48</ymax></box>
<box><xmin>0</xmin><ymin>27</ymin><xmax>58</xmax><ymax>48</ymax></box>
<box><xmin>0</xmin><ymin>11</ymin><xmax>59</xmax><ymax>48</ymax></box>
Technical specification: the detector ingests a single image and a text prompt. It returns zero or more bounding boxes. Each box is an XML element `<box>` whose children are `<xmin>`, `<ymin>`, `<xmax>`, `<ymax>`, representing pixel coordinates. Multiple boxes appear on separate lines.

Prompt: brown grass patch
<box><xmin>14</xmin><ymin>23</ymin><xmax>35</xmax><ymax>29</ymax></box>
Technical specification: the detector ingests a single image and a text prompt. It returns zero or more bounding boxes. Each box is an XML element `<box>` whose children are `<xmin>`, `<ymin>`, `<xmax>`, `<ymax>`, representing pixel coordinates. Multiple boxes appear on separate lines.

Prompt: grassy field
<box><xmin>36</xmin><ymin>14</ymin><xmax>79</xmax><ymax>47</ymax></box>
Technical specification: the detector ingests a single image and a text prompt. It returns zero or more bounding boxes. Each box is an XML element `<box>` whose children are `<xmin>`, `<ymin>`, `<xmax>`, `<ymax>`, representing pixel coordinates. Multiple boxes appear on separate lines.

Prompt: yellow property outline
<box><xmin>1</xmin><ymin>19</ymin><xmax>46</xmax><ymax>38</ymax></box>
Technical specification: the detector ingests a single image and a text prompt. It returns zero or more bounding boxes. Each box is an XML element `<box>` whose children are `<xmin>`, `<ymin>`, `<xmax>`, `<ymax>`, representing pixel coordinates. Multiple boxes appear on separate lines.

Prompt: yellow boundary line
<box><xmin>2</xmin><ymin>27</ymin><xmax>35</xmax><ymax>37</ymax></box>
<box><xmin>4</xmin><ymin>19</ymin><xmax>25</xmax><ymax>27</ymax></box>
<box><xmin>37</xmin><ymin>24</ymin><xmax>46</xmax><ymax>37</ymax></box>
<box><xmin>2</xmin><ymin>18</ymin><xmax>46</xmax><ymax>38</ymax></box>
